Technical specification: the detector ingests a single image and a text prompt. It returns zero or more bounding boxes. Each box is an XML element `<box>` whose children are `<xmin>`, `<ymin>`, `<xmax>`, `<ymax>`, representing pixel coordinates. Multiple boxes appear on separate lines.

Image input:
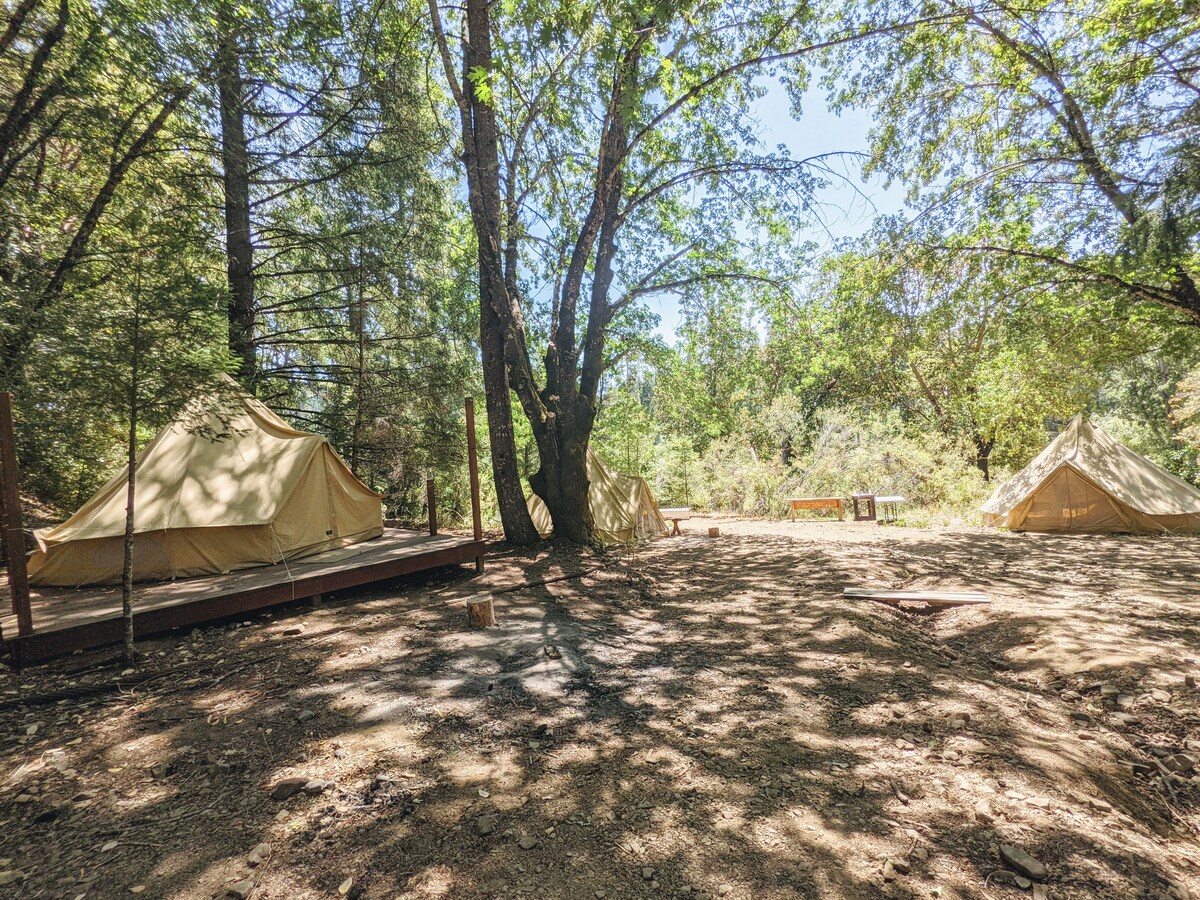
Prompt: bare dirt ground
<box><xmin>2</xmin><ymin>514</ymin><xmax>1200</xmax><ymax>899</ymax></box>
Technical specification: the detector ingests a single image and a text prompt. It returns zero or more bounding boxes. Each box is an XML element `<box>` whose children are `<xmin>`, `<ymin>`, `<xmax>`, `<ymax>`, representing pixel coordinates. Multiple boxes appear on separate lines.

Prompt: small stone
<box><xmin>338</xmin><ymin>877</ymin><xmax>353</xmax><ymax>896</ymax></box>
<box><xmin>269</xmin><ymin>776</ymin><xmax>308</xmax><ymax>800</ymax></box>
<box><xmin>891</xmin><ymin>858</ymin><xmax>911</xmax><ymax>875</ymax></box>
<box><xmin>476</xmin><ymin>815</ymin><xmax>497</xmax><ymax>836</ymax></box>
<box><xmin>882</xmin><ymin>860</ymin><xmax>898</xmax><ymax>881</ymax></box>
<box><xmin>1070</xmin><ymin>711</ymin><xmax>1090</xmax><ymax>724</ymax></box>
<box><xmin>974</xmin><ymin>798</ymin><xmax>995</xmax><ymax>824</ymax></box>
<box><xmin>303</xmin><ymin>779</ymin><xmax>332</xmax><ymax>795</ymax></box>
<box><xmin>1111</xmin><ymin>712</ymin><xmax>1141</xmax><ymax>727</ymax></box>
<box><xmin>0</xmin><ymin>871</ymin><xmax>25</xmax><ymax>886</ymax></box>
<box><xmin>1151</xmin><ymin>689</ymin><xmax>1171</xmax><ymax>702</ymax></box>
<box><xmin>643</xmin><ymin>868</ymin><xmax>655</xmax><ymax>880</ymax></box>
<box><xmin>1025</xmin><ymin>796</ymin><xmax>1051</xmax><ymax>809</ymax></box>
<box><xmin>518</xmin><ymin>834</ymin><xmax>538</xmax><ymax>850</ymax></box>
<box><xmin>130</xmin><ymin>887</ymin><xmax>146</xmax><ymax>895</ymax></box>
<box><xmin>296</xmin><ymin>709</ymin><xmax>317</xmax><ymax>723</ymax></box>
<box><xmin>226</xmin><ymin>878</ymin><xmax>255</xmax><ymax>899</ymax></box>
<box><xmin>718</xmin><ymin>886</ymin><xmax>731</xmax><ymax>897</ymax></box>
<box><xmin>942</xmin><ymin>749</ymin><xmax>961</xmax><ymax>762</ymax></box>
<box><xmin>595</xmin><ymin>892</ymin><xmax>606</xmax><ymax>898</ymax></box>
<box><xmin>1087</xmin><ymin>797</ymin><xmax>1113</xmax><ymax>814</ymax></box>
<box><xmin>282</xmin><ymin>625</ymin><xmax>304</xmax><ymax>636</ymax></box>
<box><xmin>247</xmin><ymin>842</ymin><xmax>270</xmax><ymax>867</ymax></box>
<box><xmin>999</xmin><ymin>843</ymin><xmax>1047</xmax><ymax>881</ymax></box>
<box><xmin>912</xmin><ymin>847</ymin><xmax>928</xmax><ymax>861</ymax></box>
<box><xmin>1164</xmin><ymin>754</ymin><xmax>1196</xmax><ymax>774</ymax></box>
<box><xmin>1116</xmin><ymin>694</ymin><xmax>1135</xmax><ymax>710</ymax></box>
<box><xmin>102</xmin><ymin>841</ymin><xmax>119</xmax><ymax>852</ymax></box>
<box><xmin>1186</xmin><ymin>674</ymin><xmax>1196</xmax><ymax>689</ymax></box>
<box><xmin>1015</xmin><ymin>875</ymin><xmax>1033</xmax><ymax>889</ymax></box>
<box><xmin>334</xmin><ymin>749</ymin><xmax>349</xmax><ymax>760</ymax></box>
<box><xmin>1100</xmin><ymin>684</ymin><xmax>1120</xmax><ymax>698</ymax></box>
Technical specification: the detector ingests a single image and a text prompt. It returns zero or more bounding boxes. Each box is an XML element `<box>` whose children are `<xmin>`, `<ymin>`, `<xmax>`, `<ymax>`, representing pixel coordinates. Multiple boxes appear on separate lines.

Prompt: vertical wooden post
<box><xmin>426</xmin><ymin>478</ymin><xmax>437</xmax><ymax>536</ymax></box>
<box><xmin>465</xmin><ymin>397</ymin><xmax>484</xmax><ymax>574</ymax></box>
<box><xmin>0</xmin><ymin>393</ymin><xmax>32</xmax><ymax>636</ymax></box>
<box><xmin>465</xmin><ymin>397</ymin><xmax>483</xmax><ymax>541</ymax></box>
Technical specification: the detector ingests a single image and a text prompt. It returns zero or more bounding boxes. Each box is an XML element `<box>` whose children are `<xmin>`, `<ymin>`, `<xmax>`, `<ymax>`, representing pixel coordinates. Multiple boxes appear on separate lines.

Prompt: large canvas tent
<box><xmin>527</xmin><ymin>450</ymin><xmax>669</xmax><ymax>544</ymax></box>
<box><xmin>981</xmin><ymin>415</ymin><xmax>1200</xmax><ymax>534</ymax></box>
<box><xmin>28</xmin><ymin>385</ymin><xmax>384</xmax><ymax>586</ymax></box>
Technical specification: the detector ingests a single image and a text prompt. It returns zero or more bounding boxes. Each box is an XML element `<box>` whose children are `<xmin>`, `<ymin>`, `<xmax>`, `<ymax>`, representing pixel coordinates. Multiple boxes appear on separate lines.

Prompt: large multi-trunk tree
<box><xmin>428</xmin><ymin>0</ymin><xmax>953</xmax><ymax>543</ymax></box>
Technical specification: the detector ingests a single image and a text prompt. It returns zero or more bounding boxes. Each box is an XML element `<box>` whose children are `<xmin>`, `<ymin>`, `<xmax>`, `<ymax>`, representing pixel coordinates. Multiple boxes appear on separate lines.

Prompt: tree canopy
<box><xmin>0</xmin><ymin>0</ymin><xmax>1195</xmax><ymax>543</ymax></box>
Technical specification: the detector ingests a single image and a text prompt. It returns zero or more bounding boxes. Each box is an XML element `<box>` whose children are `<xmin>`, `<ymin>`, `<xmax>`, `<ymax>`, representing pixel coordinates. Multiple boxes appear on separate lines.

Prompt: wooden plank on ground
<box><xmin>843</xmin><ymin>588</ymin><xmax>990</xmax><ymax>607</ymax></box>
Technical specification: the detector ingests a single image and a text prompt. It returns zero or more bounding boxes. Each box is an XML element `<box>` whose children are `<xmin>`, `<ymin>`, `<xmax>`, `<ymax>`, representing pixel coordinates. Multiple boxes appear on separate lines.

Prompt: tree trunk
<box><xmin>480</xmin><ymin>291</ymin><xmax>540</xmax><ymax>544</ymax></box>
<box><xmin>216</xmin><ymin>10</ymin><xmax>256</xmax><ymax>386</ymax></box>
<box><xmin>975</xmin><ymin>435</ymin><xmax>994</xmax><ymax>481</ymax></box>
<box><xmin>121</xmin><ymin>284</ymin><xmax>140</xmax><ymax>667</ymax></box>
<box><xmin>348</xmin><ymin>260</ymin><xmax>366</xmax><ymax>477</ymax></box>
<box><xmin>528</xmin><ymin>418</ymin><xmax>593</xmax><ymax>544</ymax></box>
<box><xmin>456</xmin><ymin>0</ymin><xmax>539</xmax><ymax>545</ymax></box>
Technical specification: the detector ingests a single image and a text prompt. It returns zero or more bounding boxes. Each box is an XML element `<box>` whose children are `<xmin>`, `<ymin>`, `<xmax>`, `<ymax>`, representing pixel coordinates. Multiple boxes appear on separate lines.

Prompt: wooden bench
<box><xmin>659</xmin><ymin>507</ymin><xmax>692</xmax><ymax>536</ymax></box>
<box><xmin>788</xmin><ymin>497</ymin><xmax>844</xmax><ymax>521</ymax></box>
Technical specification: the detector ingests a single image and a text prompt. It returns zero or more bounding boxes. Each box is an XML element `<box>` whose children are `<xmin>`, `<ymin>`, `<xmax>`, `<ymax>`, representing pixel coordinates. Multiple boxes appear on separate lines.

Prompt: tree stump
<box><xmin>467</xmin><ymin>595</ymin><xmax>496</xmax><ymax>628</ymax></box>
<box><xmin>708</xmin><ymin>527</ymin><xmax>720</xmax><ymax>538</ymax></box>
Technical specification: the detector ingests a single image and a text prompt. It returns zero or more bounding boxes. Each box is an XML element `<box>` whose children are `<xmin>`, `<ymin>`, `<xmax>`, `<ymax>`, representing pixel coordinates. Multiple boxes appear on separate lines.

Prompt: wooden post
<box><xmin>466</xmin><ymin>594</ymin><xmax>496</xmax><ymax>627</ymax></box>
<box><xmin>465</xmin><ymin>397</ymin><xmax>484</xmax><ymax>574</ymax></box>
<box><xmin>426</xmin><ymin>478</ymin><xmax>437</xmax><ymax>536</ymax></box>
<box><xmin>0</xmin><ymin>393</ymin><xmax>32</xmax><ymax>636</ymax></box>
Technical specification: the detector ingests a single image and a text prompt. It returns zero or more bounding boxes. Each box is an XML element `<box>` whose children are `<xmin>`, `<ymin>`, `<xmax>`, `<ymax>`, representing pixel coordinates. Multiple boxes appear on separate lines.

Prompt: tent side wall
<box><xmin>268</xmin><ymin>444</ymin><xmax>384</xmax><ymax>561</ymax></box>
<box><xmin>27</xmin><ymin>525</ymin><xmax>280</xmax><ymax>586</ymax></box>
<box><xmin>29</xmin><ymin>441</ymin><xmax>385</xmax><ymax>587</ymax></box>
<box><xmin>1003</xmin><ymin>465</ymin><xmax>1200</xmax><ymax>535</ymax></box>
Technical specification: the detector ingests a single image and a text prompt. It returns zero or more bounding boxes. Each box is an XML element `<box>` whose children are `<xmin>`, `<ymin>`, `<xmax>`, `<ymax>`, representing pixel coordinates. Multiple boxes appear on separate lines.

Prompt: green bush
<box><xmin>644</xmin><ymin>408</ymin><xmax>992</xmax><ymax>522</ymax></box>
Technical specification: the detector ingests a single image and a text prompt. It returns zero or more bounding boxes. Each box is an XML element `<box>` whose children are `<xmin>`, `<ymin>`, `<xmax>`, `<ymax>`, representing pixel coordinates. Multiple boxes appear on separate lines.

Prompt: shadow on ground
<box><xmin>1</xmin><ymin>519</ymin><xmax>1199</xmax><ymax>899</ymax></box>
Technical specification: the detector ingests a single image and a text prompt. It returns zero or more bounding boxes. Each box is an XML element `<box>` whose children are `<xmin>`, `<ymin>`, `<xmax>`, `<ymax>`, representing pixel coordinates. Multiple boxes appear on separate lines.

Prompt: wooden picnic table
<box><xmin>659</xmin><ymin>507</ymin><xmax>692</xmax><ymax>536</ymax></box>
<box><xmin>788</xmin><ymin>497</ymin><xmax>844</xmax><ymax>521</ymax></box>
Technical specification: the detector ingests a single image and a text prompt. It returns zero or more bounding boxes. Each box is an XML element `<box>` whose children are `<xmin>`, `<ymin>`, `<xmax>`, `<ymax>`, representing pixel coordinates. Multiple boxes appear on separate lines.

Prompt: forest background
<box><xmin>3</xmin><ymin>0</ymin><xmax>1199</xmax><ymax>535</ymax></box>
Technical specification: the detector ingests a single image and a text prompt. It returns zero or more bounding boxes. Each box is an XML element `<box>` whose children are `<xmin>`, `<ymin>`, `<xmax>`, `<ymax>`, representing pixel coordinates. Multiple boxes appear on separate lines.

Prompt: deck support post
<box><xmin>426</xmin><ymin>478</ymin><xmax>437</xmax><ymax>536</ymax></box>
<box><xmin>310</xmin><ymin>593</ymin><xmax>322</xmax><ymax>608</ymax></box>
<box><xmin>0</xmin><ymin>392</ymin><xmax>32</xmax><ymax>636</ymax></box>
<box><xmin>465</xmin><ymin>397</ymin><xmax>484</xmax><ymax>574</ymax></box>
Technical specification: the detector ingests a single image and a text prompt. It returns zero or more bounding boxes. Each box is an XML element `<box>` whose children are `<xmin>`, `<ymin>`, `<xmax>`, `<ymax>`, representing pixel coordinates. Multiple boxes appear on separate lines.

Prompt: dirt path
<box><xmin>1</xmin><ymin>516</ymin><xmax>1199</xmax><ymax>899</ymax></box>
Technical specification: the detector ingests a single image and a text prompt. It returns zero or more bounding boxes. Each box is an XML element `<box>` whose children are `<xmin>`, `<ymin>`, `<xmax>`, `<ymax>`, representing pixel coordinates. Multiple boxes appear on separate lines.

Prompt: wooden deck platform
<box><xmin>1</xmin><ymin>528</ymin><xmax>484</xmax><ymax>665</ymax></box>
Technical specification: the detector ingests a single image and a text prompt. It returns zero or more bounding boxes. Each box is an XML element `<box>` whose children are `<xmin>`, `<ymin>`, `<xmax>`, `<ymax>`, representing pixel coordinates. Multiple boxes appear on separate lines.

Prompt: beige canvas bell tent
<box><xmin>527</xmin><ymin>450</ymin><xmax>669</xmax><ymax>544</ymax></box>
<box><xmin>28</xmin><ymin>384</ymin><xmax>384</xmax><ymax>586</ymax></box>
<box><xmin>981</xmin><ymin>415</ymin><xmax>1200</xmax><ymax>534</ymax></box>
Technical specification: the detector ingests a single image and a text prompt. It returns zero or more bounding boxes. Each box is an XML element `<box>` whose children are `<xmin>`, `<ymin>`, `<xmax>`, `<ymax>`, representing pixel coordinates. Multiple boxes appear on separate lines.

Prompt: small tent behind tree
<box><xmin>981</xmin><ymin>414</ymin><xmax>1200</xmax><ymax>534</ymax></box>
<box><xmin>28</xmin><ymin>383</ymin><xmax>384</xmax><ymax>586</ymax></box>
<box><xmin>527</xmin><ymin>449</ymin><xmax>669</xmax><ymax>544</ymax></box>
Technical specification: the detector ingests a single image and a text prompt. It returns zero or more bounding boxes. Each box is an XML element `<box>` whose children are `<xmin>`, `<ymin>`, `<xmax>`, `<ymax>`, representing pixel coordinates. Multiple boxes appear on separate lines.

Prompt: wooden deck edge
<box><xmin>5</xmin><ymin>539</ymin><xmax>485</xmax><ymax>666</ymax></box>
